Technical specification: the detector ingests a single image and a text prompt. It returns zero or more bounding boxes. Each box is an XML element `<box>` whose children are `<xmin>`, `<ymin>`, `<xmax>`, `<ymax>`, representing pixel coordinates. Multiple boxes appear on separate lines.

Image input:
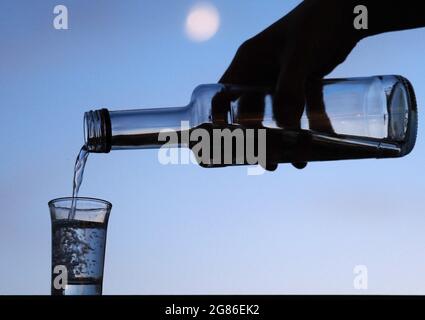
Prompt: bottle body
<box><xmin>84</xmin><ymin>75</ymin><xmax>417</xmax><ymax>168</ymax></box>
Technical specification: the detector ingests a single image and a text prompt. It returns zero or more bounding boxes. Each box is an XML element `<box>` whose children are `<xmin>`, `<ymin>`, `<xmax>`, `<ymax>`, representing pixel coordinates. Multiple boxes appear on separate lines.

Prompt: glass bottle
<box><xmin>84</xmin><ymin>75</ymin><xmax>417</xmax><ymax>169</ymax></box>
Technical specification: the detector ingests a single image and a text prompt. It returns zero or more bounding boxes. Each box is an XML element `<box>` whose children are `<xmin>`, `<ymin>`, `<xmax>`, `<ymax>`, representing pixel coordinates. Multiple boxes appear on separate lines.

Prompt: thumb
<box><xmin>292</xmin><ymin>162</ymin><xmax>307</xmax><ymax>170</ymax></box>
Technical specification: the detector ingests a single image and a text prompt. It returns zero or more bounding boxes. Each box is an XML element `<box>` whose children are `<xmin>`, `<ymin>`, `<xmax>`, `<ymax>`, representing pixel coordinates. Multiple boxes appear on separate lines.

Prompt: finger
<box><xmin>273</xmin><ymin>50</ymin><xmax>308</xmax><ymax>129</ymax></box>
<box><xmin>292</xmin><ymin>162</ymin><xmax>307</xmax><ymax>169</ymax></box>
<box><xmin>305</xmin><ymin>79</ymin><xmax>334</xmax><ymax>134</ymax></box>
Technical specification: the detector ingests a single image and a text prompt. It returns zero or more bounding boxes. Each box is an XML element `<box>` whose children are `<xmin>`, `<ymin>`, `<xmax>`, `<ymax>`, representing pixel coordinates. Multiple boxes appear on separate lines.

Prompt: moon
<box><xmin>185</xmin><ymin>3</ymin><xmax>220</xmax><ymax>42</ymax></box>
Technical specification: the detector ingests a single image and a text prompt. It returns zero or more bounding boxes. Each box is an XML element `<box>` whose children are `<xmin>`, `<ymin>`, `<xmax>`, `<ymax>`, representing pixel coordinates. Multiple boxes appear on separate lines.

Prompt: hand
<box><xmin>219</xmin><ymin>0</ymin><xmax>361</xmax><ymax>169</ymax></box>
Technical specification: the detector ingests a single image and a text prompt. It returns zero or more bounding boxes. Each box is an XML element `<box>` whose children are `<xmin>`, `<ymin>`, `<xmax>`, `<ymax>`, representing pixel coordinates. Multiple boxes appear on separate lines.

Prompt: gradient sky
<box><xmin>1</xmin><ymin>0</ymin><xmax>425</xmax><ymax>294</ymax></box>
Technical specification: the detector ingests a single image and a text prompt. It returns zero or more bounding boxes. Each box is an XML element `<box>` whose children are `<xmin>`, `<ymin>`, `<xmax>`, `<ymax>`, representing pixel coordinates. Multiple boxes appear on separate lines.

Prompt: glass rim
<box><xmin>48</xmin><ymin>197</ymin><xmax>112</xmax><ymax>209</ymax></box>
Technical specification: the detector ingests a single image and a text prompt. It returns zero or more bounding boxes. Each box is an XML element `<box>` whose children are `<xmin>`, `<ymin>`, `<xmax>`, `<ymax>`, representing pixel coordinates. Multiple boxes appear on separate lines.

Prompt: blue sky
<box><xmin>1</xmin><ymin>0</ymin><xmax>425</xmax><ymax>294</ymax></box>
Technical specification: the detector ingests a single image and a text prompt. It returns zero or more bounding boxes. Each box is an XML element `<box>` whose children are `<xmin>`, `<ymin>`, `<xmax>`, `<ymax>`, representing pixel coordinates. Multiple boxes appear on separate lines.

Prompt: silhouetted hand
<box><xmin>220</xmin><ymin>0</ymin><xmax>359</xmax><ymax>130</ymax></box>
<box><xmin>219</xmin><ymin>0</ymin><xmax>425</xmax><ymax>170</ymax></box>
<box><xmin>219</xmin><ymin>0</ymin><xmax>361</xmax><ymax>170</ymax></box>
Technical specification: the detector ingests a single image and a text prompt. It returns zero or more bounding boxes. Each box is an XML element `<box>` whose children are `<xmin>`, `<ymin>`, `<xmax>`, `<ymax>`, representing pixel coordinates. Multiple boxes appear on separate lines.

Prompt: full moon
<box><xmin>185</xmin><ymin>3</ymin><xmax>220</xmax><ymax>42</ymax></box>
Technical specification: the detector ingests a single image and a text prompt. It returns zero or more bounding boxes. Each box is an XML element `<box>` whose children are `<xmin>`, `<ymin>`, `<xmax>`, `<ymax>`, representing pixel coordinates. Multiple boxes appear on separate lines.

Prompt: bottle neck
<box><xmin>84</xmin><ymin>105</ymin><xmax>192</xmax><ymax>153</ymax></box>
<box><xmin>84</xmin><ymin>109</ymin><xmax>112</xmax><ymax>153</ymax></box>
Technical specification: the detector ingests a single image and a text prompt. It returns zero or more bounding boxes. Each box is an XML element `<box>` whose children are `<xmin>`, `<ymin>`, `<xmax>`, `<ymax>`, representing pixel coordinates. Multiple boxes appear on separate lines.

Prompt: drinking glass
<box><xmin>48</xmin><ymin>197</ymin><xmax>112</xmax><ymax>295</ymax></box>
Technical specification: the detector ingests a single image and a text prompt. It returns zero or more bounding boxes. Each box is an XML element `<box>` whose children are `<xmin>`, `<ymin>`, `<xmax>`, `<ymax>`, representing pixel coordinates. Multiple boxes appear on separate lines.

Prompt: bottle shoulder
<box><xmin>188</xmin><ymin>84</ymin><xmax>223</xmax><ymax>125</ymax></box>
<box><xmin>191</xmin><ymin>84</ymin><xmax>225</xmax><ymax>101</ymax></box>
